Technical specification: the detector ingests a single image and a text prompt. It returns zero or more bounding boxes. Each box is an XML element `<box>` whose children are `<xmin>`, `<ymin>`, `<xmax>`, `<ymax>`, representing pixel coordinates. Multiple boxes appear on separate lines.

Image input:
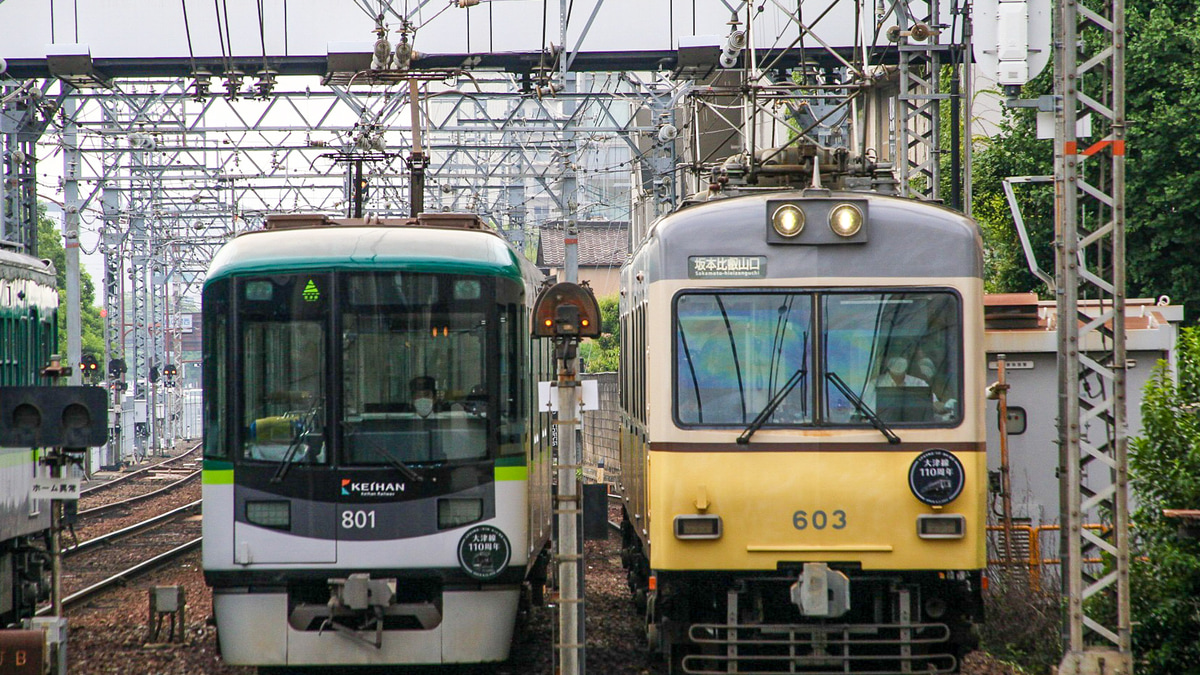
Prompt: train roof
<box><xmin>204</xmin><ymin>224</ymin><xmax>531</xmax><ymax>285</ymax></box>
<box><xmin>634</xmin><ymin>189</ymin><xmax>983</xmax><ymax>281</ymax></box>
<box><xmin>0</xmin><ymin>247</ymin><xmax>57</xmax><ymax>287</ymax></box>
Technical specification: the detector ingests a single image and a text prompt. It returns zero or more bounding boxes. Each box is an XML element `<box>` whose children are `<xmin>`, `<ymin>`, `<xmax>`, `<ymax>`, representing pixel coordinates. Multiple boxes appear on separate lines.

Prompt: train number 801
<box><xmin>341</xmin><ymin>509</ymin><xmax>377</xmax><ymax>529</ymax></box>
<box><xmin>792</xmin><ymin>509</ymin><xmax>846</xmax><ymax>530</ymax></box>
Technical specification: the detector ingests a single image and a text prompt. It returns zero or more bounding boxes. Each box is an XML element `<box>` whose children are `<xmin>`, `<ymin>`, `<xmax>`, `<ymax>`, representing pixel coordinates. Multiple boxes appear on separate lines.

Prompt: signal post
<box><xmin>0</xmin><ymin>370</ymin><xmax>109</xmax><ymax>675</ymax></box>
<box><xmin>532</xmin><ymin>282</ymin><xmax>601</xmax><ymax>675</ymax></box>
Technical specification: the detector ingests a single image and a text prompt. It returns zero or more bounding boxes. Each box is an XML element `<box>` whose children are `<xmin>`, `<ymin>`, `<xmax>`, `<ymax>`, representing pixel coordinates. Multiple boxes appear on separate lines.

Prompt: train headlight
<box><xmin>916</xmin><ymin>514</ymin><xmax>966</xmax><ymax>539</ymax></box>
<box><xmin>246</xmin><ymin>500</ymin><xmax>291</xmax><ymax>529</ymax></box>
<box><xmin>772</xmin><ymin>204</ymin><xmax>805</xmax><ymax>238</ymax></box>
<box><xmin>829</xmin><ymin>203</ymin><xmax>863</xmax><ymax>237</ymax></box>
<box><xmin>438</xmin><ymin>498</ymin><xmax>484</xmax><ymax>529</ymax></box>
<box><xmin>674</xmin><ymin>514</ymin><xmax>722</xmax><ymax>540</ymax></box>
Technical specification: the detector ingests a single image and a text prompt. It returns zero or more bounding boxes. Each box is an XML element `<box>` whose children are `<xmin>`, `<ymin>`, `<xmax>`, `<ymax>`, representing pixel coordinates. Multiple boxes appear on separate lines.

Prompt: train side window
<box><xmin>498</xmin><ymin>302</ymin><xmax>524</xmax><ymax>456</ymax></box>
<box><xmin>637</xmin><ymin>304</ymin><xmax>646</xmax><ymax>425</ymax></box>
<box><xmin>619</xmin><ymin>309</ymin><xmax>628</xmax><ymax>414</ymax></box>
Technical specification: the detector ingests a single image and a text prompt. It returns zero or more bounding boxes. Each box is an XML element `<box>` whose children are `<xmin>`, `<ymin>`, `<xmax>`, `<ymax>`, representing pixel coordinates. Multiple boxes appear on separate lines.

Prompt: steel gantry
<box><xmin>1054</xmin><ymin>0</ymin><xmax>1130</xmax><ymax>668</ymax></box>
<box><xmin>36</xmin><ymin>70</ymin><xmax>661</xmax><ymax>462</ymax></box>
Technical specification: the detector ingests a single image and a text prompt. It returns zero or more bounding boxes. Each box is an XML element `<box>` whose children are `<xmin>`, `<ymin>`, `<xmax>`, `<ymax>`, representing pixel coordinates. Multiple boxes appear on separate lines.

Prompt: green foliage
<box><xmin>968</xmin><ymin>70</ymin><xmax>1055</xmax><ymax>296</ymax></box>
<box><xmin>1124</xmin><ymin>4</ymin><xmax>1200</xmax><ymax>323</ymax></box>
<box><xmin>579</xmin><ymin>294</ymin><xmax>619</xmax><ymax>373</ymax></box>
<box><xmin>36</xmin><ymin>205</ymin><xmax>105</xmax><ymax>363</ymax></box>
<box><xmin>1128</xmin><ymin>327</ymin><xmax>1200</xmax><ymax>674</ymax></box>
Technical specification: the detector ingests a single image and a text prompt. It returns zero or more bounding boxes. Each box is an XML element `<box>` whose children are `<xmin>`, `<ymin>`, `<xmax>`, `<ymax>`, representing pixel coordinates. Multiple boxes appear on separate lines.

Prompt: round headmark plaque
<box><xmin>908</xmin><ymin>448</ymin><xmax>966</xmax><ymax>506</ymax></box>
<box><xmin>457</xmin><ymin>525</ymin><xmax>511</xmax><ymax>580</ymax></box>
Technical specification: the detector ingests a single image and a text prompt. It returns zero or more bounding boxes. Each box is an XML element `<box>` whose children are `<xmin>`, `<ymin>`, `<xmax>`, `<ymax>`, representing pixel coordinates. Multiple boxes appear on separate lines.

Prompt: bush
<box><xmin>1128</xmin><ymin>327</ymin><xmax>1200</xmax><ymax>674</ymax></box>
<box><xmin>978</xmin><ymin>569</ymin><xmax>1063</xmax><ymax>673</ymax></box>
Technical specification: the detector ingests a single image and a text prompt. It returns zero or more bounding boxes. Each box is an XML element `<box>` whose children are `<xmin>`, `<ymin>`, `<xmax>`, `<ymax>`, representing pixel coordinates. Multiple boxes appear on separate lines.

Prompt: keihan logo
<box><xmin>341</xmin><ymin>479</ymin><xmax>405</xmax><ymax>497</ymax></box>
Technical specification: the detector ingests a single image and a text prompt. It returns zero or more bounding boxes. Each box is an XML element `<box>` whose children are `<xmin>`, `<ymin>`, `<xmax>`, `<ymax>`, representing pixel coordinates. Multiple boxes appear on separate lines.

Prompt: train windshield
<box><xmin>239</xmin><ymin>274</ymin><xmax>331</xmax><ymax>465</ymax></box>
<box><xmin>340</xmin><ymin>272</ymin><xmax>491</xmax><ymax>466</ymax></box>
<box><xmin>822</xmin><ymin>292</ymin><xmax>961</xmax><ymax>426</ymax></box>
<box><xmin>676</xmin><ymin>293</ymin><xmax>813</xmax><ymax>426</ymax></box>
<box><xmin>674</xmin><ymin>290</ymin><xmax>961</xmax><ymax>428</ymax></box>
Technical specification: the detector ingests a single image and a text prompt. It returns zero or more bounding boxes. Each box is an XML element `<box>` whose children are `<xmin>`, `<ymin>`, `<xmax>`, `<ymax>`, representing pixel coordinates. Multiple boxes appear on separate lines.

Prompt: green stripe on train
<box><xmin>203</xmin><ymin>469</ymin><xmax>234</xmax><ymax>485</ymax></box>
<box><xmin>494</xmin><ymin>465</ymin><xmax>527</xmax><ymax>482</ymax></box>
<box><xmin>0</xmin><ymin>448</ymin><xmax>39</xmax><ymax>469</ymax></box>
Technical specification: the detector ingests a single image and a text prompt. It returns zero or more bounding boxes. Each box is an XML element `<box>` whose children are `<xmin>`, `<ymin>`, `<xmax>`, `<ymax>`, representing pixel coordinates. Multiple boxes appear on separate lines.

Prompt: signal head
<box><xmin>531</xmin><ymin>282</ymin><xmax>602</xmax><ymax>340</ymax></box>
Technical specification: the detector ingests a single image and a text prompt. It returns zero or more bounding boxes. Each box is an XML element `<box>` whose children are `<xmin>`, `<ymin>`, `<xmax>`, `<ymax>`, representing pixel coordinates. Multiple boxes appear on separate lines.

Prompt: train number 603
<box><xmin>341</xmin><ymin>510</ymin><xmax>377</xmax><ymax>529</ymax></box>
<box><xmin>792</xmin><ymin>509</ymin><xmax>846</xmax><ymax>530</ymax></box>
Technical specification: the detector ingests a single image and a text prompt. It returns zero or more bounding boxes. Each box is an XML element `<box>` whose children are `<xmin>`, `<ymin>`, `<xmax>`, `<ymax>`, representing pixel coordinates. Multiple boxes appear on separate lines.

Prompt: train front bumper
<box><xmin>212</xmin><ymin>585</ymin><xmax>520</xmax><ymax>666</ymax></box>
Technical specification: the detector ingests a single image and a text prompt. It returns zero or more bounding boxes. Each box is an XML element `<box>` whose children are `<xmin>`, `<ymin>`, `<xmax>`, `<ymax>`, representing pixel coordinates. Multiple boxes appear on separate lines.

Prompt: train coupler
<box><xmin>788</xmin><ymin>562</ymin><xmax>851</xmax><ymax>618</ymax></box>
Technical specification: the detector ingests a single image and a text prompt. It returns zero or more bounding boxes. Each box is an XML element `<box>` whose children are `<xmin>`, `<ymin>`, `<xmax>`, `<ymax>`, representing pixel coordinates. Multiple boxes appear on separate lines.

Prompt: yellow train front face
<box><xmin>618</xmin><ymin>191</ymin><xmax>987</xmax><ymax>673</ymax></box>
<box><xmin>647</xmin><ymin>446</ymin><xmax>986</xmax><ymax>573</ymax></box>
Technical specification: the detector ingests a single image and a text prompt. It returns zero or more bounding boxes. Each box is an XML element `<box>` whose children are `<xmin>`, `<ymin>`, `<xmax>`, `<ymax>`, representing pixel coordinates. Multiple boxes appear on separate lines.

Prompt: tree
<box><xmin>1128</xmin><ymin>328</ymin><xmax>1200</xmax><ymax>673</ymax></box>
<box><xmin>36</xmin><ymin>204</ymin><xmax>105</xmax><ymax>364</ymax></box>
<box><xmin>1124</xmin><ymin>4</ymin><xmax>1200</xmax><ymax>321</ymax></box>
<box><xmin>579</xmin><ymin>294</ymin><xmax>619</xmax><ymax>373</ymax></box>
<box><xmin>969</xmin><ymin>72</ymin><xmax>1056</xmax><ymax>297</ymax></box>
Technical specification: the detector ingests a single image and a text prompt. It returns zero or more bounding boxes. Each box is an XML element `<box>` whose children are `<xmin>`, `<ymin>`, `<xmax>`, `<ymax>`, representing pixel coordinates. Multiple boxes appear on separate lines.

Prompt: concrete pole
<box><xmin>557</xmin><ymin>5</ymin><xmax>584</xmax><ymax>672</ymax></box>
<box><xmin>62</xmin><ymin>94</ymin><xmax>82</xmax><ymax>385</ymax></box>
<box><xmin>556</xmin><ymin>345</ymin><xmax>582</xmax><ymax>675</ymax></box>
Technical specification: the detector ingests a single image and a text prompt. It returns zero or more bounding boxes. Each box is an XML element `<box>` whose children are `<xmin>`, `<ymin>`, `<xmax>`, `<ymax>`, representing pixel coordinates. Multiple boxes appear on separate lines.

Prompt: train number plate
<box><xmin>792</xmin><ymin>509</ymin><xmax>847</xmax><ymax>530</ymax></box>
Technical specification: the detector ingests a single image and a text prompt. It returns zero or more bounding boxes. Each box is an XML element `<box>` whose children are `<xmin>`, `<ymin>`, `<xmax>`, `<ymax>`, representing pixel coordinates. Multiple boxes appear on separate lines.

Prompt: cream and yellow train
<box><xmin>618</xmin><ymin>189</ymin><xmax>985</xmax><ymax>674</ymax></box>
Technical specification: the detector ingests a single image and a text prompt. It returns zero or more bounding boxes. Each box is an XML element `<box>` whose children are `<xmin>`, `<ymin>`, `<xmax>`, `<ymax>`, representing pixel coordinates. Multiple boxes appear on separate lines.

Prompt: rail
<box><xmin>38</xmin><ymin>538</ymin><xmax>203</xmax><ymax>614</ymax></box>
<box><xmin>65</xmin><ymin>501</ymin><xmax>202</xmax><ymax>558</ymax></box>
<box><xmin>80</xmin><ymin>441</ymin><xmax>201</xmax><ymax>496</ymax></box>
<box><xmin>77</xmin><ymin>469</ymin><xmax>201</xmax><ymax>518</ymax></box>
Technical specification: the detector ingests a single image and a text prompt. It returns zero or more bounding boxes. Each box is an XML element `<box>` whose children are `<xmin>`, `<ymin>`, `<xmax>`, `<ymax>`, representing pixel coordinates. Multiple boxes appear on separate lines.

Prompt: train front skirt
<box><xmin>212</xmin><ymin>584</ymin><xmax>520</xmax><ymax>665</ymax></box>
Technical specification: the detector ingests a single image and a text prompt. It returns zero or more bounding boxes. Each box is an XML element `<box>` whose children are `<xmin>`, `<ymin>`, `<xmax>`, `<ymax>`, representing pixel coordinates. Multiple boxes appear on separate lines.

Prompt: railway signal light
<box><xmin>79</xmin><ymin>354</ymin><xmax>100</xmax><ymax>378</ymax></box>
<box><xmin>531</xmin><ymin>282</ymin><xmax>601</xmax><ymax>340</ymax></box>
<box><xmin>0</xmin><ymin>386</ymin><xmax>109</xmax><ymax>449</ymax></box>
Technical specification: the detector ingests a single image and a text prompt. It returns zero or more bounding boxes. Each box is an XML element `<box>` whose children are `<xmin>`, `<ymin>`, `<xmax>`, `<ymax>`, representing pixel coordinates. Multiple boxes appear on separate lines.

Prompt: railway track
<box><xmin>39</xmin><ymin>505</ymin><xmax>203</xmax><ymax>615</ymax></box>
<box><xmin>80</xmin><ymin>442</ymin><xmax>201</xmax><ymax>493</ymax></box>
<box><xmin>31</xmin><ymin>448</ymin><xmax>206</xmax><ymax>617</ymax></box>
<box><xmin>77</xmin><ymin>443</ymin><xmax>202</xmax><ymax>517</ymax></box>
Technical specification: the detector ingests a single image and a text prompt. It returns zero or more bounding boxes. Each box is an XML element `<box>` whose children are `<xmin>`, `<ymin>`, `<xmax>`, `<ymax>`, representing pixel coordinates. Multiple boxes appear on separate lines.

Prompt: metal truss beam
<box><xmin>1055</xmin><ymin>0</ymin><xmax>1130</xmax><ymax>667</ymax></box>
<box><xmin>893</xmin><ymin>0</ymin><xmax>957</xmax><ymax>201</ymax></box>
<box><xmin>2</xmin><ymin>48</ymin><xmax>849</xmax><ymax>83</ymax></box>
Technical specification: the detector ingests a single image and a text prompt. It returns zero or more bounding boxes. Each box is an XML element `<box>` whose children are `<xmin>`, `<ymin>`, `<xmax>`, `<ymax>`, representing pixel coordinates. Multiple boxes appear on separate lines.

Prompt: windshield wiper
<box><xmin>350</xmin><ymin>429</ymin><xmax>424</xmax><ymax>483</ymax></box>
<box><xmin>825</xmin><ymin>372</ymin><xmax>901</xmax><ymax>445</ymax></box>
<box><xmin>737</xmin><ymin>365</ymin><xmax>808</xmax><ymax>444</ymax></box>
<box><xmin>269</xmin><ymin>431</ymin><xmax>312</xmax><ymax>483</ymax></box>
<box><xmin>271</xmin><ymin>399</ymin><xmax>323</xmax><ymax>484</ymax></box>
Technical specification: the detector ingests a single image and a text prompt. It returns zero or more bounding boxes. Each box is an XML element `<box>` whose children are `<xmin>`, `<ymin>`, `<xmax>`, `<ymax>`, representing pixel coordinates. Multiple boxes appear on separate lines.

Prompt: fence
<box><xmin>986</xmin><ymin>522</ymin><xmax>1112</xmax><ymax>589</ymax></box>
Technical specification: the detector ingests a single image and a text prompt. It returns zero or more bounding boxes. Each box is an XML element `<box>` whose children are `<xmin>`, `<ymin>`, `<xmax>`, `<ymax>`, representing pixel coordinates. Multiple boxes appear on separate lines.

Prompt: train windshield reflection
<box><xmin>340</xmin><ymin>272</ymin><xmax>491</xmax><ymax>466</ymax></box>
<box><xmin>676</xmin><ymin>292</ymin><xmax>812</xmax><ymax>426</ymax></box>
<box><xmin>674</xmin><ymin>290</ymin><xmax>962</xmax><ymax>428</ymax></box>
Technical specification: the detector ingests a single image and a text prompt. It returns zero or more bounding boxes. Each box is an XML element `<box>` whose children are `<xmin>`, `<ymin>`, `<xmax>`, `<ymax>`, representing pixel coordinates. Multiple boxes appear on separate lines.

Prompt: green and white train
<box><xmin>0</xmin><ymin>247</ymin><xmax>59</xmax><ymax>627</ymax></box>
<box><xmin>201</xmin><ymin>213</ymin><xmax>553</xmax><ymax>667</ymax></box>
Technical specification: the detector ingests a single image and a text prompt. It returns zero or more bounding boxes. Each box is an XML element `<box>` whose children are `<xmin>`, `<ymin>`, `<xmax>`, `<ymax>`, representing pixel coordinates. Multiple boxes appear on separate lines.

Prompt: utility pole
<box><xmin>555</xmin><ymin>342</ymin><xmax>582</xmax><ymax>675</ymax></box>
